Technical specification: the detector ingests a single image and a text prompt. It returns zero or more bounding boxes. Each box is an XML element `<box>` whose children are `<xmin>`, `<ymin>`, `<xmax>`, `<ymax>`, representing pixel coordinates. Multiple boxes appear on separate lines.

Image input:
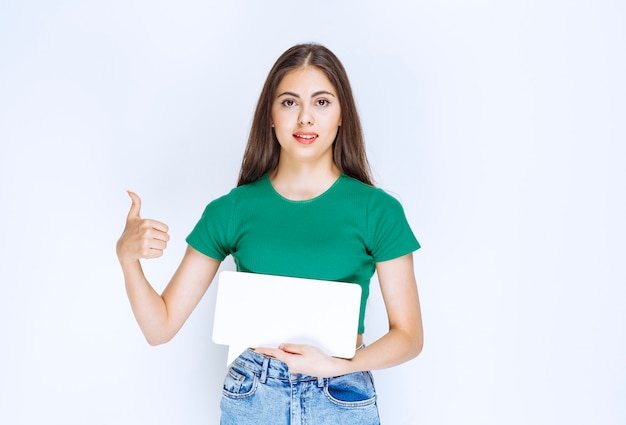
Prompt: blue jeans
<box><xmin>220</xmin><ymin>348</ymin><xmax>381</xmax><ymax>424</ymax></box>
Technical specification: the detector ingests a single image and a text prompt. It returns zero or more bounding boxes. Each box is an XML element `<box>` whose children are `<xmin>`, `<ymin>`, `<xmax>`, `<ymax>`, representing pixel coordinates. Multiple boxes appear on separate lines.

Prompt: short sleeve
<box><xmin>185</xmin><ymin>193</ymin><xmax>235</xmax><ymax>261</ymax></box>
<box><xmin>366</xmin><ymin>189</ymin><xmax>420</xmax><ymax>262</ymax></box>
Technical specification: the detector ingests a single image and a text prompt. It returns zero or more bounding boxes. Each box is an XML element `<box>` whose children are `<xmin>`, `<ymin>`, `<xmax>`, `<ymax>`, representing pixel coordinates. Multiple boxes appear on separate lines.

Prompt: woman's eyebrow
<box><xmin>312</xmin><ymin>90</ymin><xmax>336</xmax><ymax>98</ymax></box>
<box><xmin>277</xmin><ymin>91</ymin><xmax>300</xmax><ymax>98</ymax></box>
<box><xmin>276</xmin><ymin>90</ymin><xmax>337</xmax><ymax>98</ymax></box>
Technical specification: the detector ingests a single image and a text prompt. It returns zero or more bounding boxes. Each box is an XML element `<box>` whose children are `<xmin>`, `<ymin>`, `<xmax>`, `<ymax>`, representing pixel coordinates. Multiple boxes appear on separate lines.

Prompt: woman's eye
<box><xmin>282</xmin><ymin>99</ymin><xmax>296</xmax><ymax>107</ymax></box>
<box><xmin>317</xmin><ymin>99</ymin><xmax>330</xmax><ymax>107</ymax></box>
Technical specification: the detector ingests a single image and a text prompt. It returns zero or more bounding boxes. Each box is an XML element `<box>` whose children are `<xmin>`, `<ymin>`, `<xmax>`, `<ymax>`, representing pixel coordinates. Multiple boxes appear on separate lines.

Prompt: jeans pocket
<box><xmin>222</xmin><ymin>364</ymin><xmax>259</xmax><ymax>400</ymax></box>
<box><xmin>323</xmin><ymin>371</ymin><xmax>377</xmax><ymax>408</ymax></box>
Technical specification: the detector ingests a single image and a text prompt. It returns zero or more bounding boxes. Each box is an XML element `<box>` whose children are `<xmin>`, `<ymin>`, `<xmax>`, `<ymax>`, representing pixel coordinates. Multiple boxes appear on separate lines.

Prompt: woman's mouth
<box><xmin>293</xmin><ymin>132</ymin><xmax>318</xmax><ymax>145</ymax></box>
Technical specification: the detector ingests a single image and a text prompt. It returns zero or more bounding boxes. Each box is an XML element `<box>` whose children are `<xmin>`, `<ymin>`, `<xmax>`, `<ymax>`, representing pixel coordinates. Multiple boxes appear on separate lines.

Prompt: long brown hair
<box><xmin>237</xmin><ymin>43</ymin><xmax>373</xmax><ymax>186</ymax></box>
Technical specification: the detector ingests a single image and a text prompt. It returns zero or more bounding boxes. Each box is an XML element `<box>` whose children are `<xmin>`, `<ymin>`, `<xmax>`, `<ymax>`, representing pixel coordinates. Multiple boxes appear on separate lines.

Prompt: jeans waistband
<box><xmin>233</xmin><ymin>345</ymin><xmax>365</xmax><ymax>385</ymax></box>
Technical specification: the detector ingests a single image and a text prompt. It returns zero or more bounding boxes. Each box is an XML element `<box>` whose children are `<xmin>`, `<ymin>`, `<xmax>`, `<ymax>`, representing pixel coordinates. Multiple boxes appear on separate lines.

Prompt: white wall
<box><xmin>1</xmin><ymin>1</ymin><xmax>624</xmax><ymax>424</ymax></box>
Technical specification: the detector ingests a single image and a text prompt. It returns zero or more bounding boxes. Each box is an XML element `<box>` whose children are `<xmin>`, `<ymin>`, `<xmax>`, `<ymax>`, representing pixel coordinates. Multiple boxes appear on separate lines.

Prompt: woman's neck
<box><xmin>270</xmin><ymin>161</ymin><xmax>341</xmax><ymax>201</ymax></box>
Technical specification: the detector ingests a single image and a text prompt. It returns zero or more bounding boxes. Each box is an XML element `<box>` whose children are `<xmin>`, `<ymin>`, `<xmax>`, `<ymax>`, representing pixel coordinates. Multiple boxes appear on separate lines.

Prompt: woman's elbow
<box><xmin>408</xmin><ymin>328</ymin><xmax>424</xmax><ymax>359</ymax></box>
<box><xmin>411</xmin><ymin>335</ymin><xmax>424</xmax><ymax>359</ymax></box>
<box><xmin>144</xmin><ymin>330</ymin><xmax>175</xmax><ymax>346</ymax></box>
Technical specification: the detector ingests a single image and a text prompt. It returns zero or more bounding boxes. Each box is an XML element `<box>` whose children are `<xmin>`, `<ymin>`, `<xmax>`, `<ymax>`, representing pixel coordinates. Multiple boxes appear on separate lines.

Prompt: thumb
<box><xmin>126</xmin><ymin>190</ymin><xmax>142</xmax><ymax>219</ymax></box>
<box><xmin>278</xmin><ymin>343</ymin><xmax>305</xmax><ymax>354</ymax></box>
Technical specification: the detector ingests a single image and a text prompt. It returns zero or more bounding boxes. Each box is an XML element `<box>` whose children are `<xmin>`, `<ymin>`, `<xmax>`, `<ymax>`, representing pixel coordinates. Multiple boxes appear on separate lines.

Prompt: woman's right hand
<box><xmin>116</xmin><ymin>191</ymin><xmax>170</xmax><ymax>265</ymax></box>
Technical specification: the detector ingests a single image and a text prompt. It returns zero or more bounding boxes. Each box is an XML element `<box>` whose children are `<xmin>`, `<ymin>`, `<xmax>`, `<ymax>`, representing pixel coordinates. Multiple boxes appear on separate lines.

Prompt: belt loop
<box><xmin>260</xmin><ymin>356</ymin><xmax>270</xmax><ymax>384</ymax></box>
<box><xmin>317</xmin><ymin>376</ymin><xmax>324</xmax><ymax>388</ymax></box>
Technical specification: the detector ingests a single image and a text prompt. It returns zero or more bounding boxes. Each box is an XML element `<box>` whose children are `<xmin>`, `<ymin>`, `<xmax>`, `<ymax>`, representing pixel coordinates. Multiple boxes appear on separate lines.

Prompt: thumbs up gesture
<box><xmin>116</xmin><ymin>191</ymin><xmax>170</xmax><ymax>264</ymax></box>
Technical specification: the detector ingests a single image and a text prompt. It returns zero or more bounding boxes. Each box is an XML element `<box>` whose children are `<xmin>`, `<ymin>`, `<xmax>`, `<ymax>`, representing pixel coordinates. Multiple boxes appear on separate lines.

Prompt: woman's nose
<box><xmin>298</xmin><ymin>107</ymin><xmax>314</xmax><ymax>126</ymax></box>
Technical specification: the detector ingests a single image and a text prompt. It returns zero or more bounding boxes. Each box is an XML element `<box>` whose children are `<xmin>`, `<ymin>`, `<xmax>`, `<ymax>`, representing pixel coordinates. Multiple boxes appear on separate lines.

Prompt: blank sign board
<box><xmin>213</xmin><ymin>271</ymin><xmax>362</xmax><ymax>365</ymax></box>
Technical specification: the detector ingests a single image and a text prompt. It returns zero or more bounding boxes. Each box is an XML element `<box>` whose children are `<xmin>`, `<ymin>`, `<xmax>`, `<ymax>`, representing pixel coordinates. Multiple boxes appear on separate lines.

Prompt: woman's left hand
<box><xmin>253</xmin><ymin>344</ymin><xmax>349</xmax><ymax>378</ymax></box>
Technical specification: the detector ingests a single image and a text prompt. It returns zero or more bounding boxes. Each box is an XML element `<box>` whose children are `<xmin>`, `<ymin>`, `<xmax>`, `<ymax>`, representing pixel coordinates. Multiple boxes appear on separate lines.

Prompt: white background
<box><xmin>1</xmin><ymin>1</ymin><xmax>624</xmax><ymax>424</ymax></box>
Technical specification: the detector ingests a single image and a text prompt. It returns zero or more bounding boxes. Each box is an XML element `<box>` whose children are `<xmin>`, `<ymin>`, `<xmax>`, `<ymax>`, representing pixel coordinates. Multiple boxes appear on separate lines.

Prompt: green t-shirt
<box><xmin>186</xmin><ymin>173</ymin><xmax>420</xmax><ymax>333</ymax></box>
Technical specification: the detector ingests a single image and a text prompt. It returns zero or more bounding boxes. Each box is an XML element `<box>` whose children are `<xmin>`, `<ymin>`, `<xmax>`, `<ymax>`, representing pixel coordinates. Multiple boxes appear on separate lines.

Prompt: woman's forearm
<box><xmin>120</xmin><ymin>259</ymin><xmax>172</xmax><ymax>345</ymax></box>
<box><xmin>341</xmin><ymin>327</ymin><xmax>423</xmax><ymax>375</ymax></box>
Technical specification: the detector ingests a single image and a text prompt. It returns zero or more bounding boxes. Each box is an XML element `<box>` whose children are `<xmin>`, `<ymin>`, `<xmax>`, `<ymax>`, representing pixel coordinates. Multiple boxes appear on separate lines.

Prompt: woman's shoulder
<box><xmin>215</xmin><ymin>174</ymin><xmax>270</xmax><ymax>200</ymax></box>
<box><xmin>200</xmin><ymin>175</ymin><xmax>271</xmax><ymax>214</ymax></box>
<box><xmin>338</xmin><ymin>174</ymin><xmax>402</xmax><ymax>205</ymax></box>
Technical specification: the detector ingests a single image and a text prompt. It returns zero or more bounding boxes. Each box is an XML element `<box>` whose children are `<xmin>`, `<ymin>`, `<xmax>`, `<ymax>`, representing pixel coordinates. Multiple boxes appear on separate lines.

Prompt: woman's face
<box><xmin>271</xmin><ymin>66</ymin><xmax>342</xmax><ymax>167</ymax></box>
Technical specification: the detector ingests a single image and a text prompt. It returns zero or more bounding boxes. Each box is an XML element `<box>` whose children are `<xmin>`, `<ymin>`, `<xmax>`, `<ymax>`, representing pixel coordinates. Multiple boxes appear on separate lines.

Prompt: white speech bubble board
<box><xmin>213</xmin><ymin>271</ymin><xmax>362</xmax><ymax>365</ymax></box>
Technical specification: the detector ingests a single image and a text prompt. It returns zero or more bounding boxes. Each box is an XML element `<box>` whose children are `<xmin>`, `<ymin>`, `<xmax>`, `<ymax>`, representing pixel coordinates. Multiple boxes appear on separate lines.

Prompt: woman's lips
<box><xmin>293</xmin><ymin>132</ymin><xmax>318</xmax><ymax>144</ymax></box>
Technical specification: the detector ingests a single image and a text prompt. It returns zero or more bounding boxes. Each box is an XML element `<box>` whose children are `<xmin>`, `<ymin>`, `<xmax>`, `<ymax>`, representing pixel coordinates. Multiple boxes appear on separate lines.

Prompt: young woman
<box><xmin>117</xmin><ymin>43</ymin><xmax>423</xmax><ymax>424</ymax></box>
